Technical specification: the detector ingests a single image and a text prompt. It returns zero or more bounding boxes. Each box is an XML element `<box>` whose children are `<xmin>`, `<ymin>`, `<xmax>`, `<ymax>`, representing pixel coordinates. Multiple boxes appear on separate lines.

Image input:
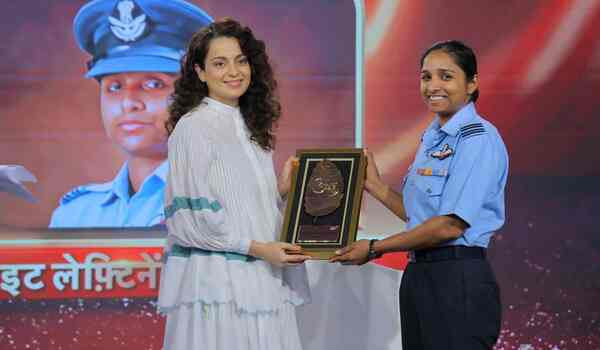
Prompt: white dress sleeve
<box><xmin>165</xmin><ymin>116</ymin><xmax>252</xmax><ymax>255</ymax></box>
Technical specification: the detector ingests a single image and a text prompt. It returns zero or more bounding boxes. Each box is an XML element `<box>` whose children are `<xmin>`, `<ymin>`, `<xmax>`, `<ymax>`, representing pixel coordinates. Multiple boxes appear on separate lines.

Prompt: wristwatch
<box><xmin>367</xmin><ymin>239</ymin><xmax>382</xmax><ymax>261</ymax></box>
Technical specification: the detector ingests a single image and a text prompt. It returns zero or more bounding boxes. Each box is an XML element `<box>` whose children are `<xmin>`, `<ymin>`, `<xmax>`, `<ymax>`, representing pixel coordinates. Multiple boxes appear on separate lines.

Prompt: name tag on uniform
<box><xmin>417</xmin><ymin>168</ymin><xmax>448</xmax><ymax>177</ymax></box>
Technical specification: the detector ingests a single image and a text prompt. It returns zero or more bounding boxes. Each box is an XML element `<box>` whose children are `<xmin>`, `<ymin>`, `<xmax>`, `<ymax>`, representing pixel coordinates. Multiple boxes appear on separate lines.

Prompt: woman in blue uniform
<box><xmin>333</xmin><ymin>40</ymin><xmax>508</xmax><ymax>349</ymax></box>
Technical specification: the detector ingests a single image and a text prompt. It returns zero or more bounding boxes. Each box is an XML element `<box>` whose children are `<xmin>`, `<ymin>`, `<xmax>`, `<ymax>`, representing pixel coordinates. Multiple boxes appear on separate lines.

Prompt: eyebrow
<box><xmin>421</xmin><ymin>68</ymin><xmax>457</xmax><ymax>73</ymax></box>
<box><xmin>209</xmin><ymin>54</ymin><xmax>247</xmax><ymax>61</ymax></box>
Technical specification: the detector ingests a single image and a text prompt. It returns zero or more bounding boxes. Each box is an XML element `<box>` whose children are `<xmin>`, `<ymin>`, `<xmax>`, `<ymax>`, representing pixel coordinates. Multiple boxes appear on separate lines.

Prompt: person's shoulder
<box><xmin>49</xmin><ymin>181</ymin><xmax>115</xmax><ymax>228</ymax></box>
<box><xmin>455</xmin><ymin>113</ymin><xmax>508</xmax><ymax>168</ymax></box>
<box><xmin>171</xmin><ymin>104</ymin><xmax>225</xmax><ymax>144</ymax></box>
<box><xmin>458</xmin><ymin>115</ymin><xmax>489</xmax><ymax>140</ymax></box>
<box><xmin>177</xmin><ymin>103</ymin><xmax>215</xmax><ymax>129</ymax></box>
<box><xmin>181</xmin><ymin>102</ymin><xmax>216</xmax><ymax>123</ymax></box>
<box><xmin>57</xmin><ymin>181</ymin><xmax>112</xmax><ymax>206</ymax></box>
<box><xmin>457</xmin><ymin>109</ymin><xmax>505</xmax><ymax>143</ymax></box>
<box><xmin>451</xmin><ymin>115</ymin><xmax>495</xmax><ymax>160</ymax></box>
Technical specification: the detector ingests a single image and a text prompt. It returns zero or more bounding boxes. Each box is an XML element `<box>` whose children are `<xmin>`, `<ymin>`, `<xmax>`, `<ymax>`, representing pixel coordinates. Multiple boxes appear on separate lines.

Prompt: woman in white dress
<box><xmin>159</xmin><ymin>18</ymin><xmax>311</xmax><ymax>350</ymax></box>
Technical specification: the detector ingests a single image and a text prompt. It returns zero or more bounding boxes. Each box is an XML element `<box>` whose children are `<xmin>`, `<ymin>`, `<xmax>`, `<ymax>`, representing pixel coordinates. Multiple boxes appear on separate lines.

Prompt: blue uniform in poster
<box><xmin>49</xmin><ymin>161</ymin><xmax>167</xmax><ymax>227</ymax></box>
<box><xmin>402</xmin><ymin>102</ymin><xmax>508</xmax><ymax>246</ymax></box>
<box><xmin>48</xmin><ymin>0</ymin><xmax>212</xmax><ymax>228</ymax></box>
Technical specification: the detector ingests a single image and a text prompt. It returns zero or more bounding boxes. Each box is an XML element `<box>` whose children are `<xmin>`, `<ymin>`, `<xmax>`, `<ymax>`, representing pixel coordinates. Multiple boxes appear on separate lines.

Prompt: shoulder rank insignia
<box><xmin>59</xmin><ymin>182</ymin><xmax>112</xmax><ymax>205</ymax></box>
<box><xmin>60</xmin><ymin>186</ymin><xmax>91</xmax><ymax>205</ymax></box>
<box><xmin>431</xmin><ymin>143</ymin><xmax>453</xmax><ymax>160</ymax></box>
<box><xmin>460</xmin><ymin>122</ymin><xmax>486</xmax><ymax>140</ymax></box>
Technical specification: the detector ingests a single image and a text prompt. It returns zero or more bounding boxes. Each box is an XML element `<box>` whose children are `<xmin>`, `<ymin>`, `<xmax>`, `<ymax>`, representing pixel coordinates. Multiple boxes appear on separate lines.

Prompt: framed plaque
<box><xmin>280</xmin><ymin>148</ymin><xmax>366</xmax><ymax>259</ymax></box>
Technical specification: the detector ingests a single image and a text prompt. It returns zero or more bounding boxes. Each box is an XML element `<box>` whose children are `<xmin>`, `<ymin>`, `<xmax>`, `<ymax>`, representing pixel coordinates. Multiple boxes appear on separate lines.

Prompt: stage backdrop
<box><xmin>1</xmin><ymin>1</ymin><xmax>599</xmax><ymax>350</ymax></box>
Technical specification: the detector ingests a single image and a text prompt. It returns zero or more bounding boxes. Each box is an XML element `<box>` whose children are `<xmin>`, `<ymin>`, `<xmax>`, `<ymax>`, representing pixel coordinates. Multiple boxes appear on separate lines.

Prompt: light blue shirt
<box><xmin>402</xmin><ymin>103</ymin><xmax>509</xmax><ymax>247</ymax></box>
<box><xmin>49</xmin><ymin>161</ymin><xmax>167</xmax><ymax>228</ymax></box>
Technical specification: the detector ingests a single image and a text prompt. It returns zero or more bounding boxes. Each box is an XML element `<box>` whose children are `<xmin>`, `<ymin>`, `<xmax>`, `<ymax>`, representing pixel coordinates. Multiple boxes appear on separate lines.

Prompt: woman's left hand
<box><xmin>278</xmin><ymin>156</ymin><xmax>299</xmax><ymax>198</ymax></box>
<box><xmin>330</xmin><ymin>239</ymin><xmax>370</xmax><ymax>265</ymax></box>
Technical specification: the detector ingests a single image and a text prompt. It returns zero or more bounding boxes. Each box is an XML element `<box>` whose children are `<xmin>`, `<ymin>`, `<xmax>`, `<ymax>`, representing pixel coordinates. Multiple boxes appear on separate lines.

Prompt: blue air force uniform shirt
<box><xmin>49</xmin><ymin>161</ymin><xmax>167</xmax><ymax>228</ymax></box>
<box><xmin>402</xmin><ymin>103</ymin><xmax>509</xmax><ymax>248</ymax></box>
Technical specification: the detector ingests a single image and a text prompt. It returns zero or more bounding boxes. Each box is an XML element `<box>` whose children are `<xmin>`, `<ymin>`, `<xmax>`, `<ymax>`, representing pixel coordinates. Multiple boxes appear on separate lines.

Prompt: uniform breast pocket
<box><xmin>414</xmin><ymin>168</ymin><xmax>448</xmax><ymax>210</ymax></box>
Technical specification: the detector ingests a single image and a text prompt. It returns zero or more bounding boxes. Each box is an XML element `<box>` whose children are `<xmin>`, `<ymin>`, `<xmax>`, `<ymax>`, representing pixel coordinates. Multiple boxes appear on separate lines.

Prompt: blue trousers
<box><xmin>400</xmin><ymin>252</ymin><xmax>501</xmax><ymax>349</ymax></box>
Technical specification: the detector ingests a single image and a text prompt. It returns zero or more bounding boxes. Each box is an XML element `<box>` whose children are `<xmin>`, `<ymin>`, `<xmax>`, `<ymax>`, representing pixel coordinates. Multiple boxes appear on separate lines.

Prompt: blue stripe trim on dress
<box><xmin>164</xmin><ymin>196</ymin><xmax>222</xmax><ymax>218</ymax></box>
<box><xmin>166</xmin><ymin>244</ymin><xmax>257</xmax><ymax>262</ymax></box>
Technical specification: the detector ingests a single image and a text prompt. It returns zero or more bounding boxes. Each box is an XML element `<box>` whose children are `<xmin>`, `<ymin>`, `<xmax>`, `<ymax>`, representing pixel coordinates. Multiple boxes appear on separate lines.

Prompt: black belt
<box><xmin>411</xmin><ymin>246</ymin><xmax>486</xmax><ymax>263</ymax></box>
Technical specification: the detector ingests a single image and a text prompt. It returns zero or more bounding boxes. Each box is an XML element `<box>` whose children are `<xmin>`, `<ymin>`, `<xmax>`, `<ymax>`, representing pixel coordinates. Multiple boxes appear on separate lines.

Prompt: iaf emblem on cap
<box><xmin>108</xmin><ymin>0</ymin><xmax>148</xmax><ymax>42</ymax></box>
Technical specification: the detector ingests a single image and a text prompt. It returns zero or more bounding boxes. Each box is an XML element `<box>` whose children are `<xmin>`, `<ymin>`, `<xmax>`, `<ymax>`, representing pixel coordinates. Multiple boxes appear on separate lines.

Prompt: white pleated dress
<box><xmin>158</xmin><ymin>97</ymin><xmax>310</xmax><ymax>350</ymax></box>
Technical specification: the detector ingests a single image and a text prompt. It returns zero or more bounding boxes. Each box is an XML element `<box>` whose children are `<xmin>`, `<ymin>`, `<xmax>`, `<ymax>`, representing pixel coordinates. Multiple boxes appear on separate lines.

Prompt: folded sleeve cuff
<box><xmin>231</xmin><ymin>238</ymin><xmax>252</xmax><ymax>255</ymax></box>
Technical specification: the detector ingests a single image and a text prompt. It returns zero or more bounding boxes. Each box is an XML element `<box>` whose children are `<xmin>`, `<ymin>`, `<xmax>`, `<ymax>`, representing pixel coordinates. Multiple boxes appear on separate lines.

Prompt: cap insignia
<box><xmin>108</xmin><ymin>0</ymin><xmax>147</xmax><ymax>42</ymax></box>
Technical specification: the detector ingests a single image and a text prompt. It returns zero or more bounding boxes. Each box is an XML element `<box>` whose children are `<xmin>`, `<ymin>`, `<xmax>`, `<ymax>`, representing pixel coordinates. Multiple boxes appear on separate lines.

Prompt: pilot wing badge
<box><xmin>431</xmin><ymin>143</ymin><xmax>453</xmax><ymax>160</ymax></box>
<box><xmin>109</xmin><ymin>0</ymin><xmax>147</xmax><ymax>42</ymax></box>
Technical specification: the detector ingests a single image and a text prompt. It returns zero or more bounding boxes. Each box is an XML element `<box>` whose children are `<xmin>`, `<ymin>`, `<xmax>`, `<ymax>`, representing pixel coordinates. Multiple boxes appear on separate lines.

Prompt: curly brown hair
<box><xmin>166</xmin><ymin>18</ymin><xmax>281</xmax><ymax>151</ymax></box>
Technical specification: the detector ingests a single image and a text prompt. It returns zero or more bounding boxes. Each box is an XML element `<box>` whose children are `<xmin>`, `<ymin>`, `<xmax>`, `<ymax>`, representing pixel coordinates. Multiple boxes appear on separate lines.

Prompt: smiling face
<box><xmin>195</xmin><ymin>36</ymin><xmax>251</xmax><ymax>107</ymax></box>
<box><xmin>420</xmin><ymin>50</ymin><xmax>478</xmax><ymax>122</ymax></box>
<box><xmin>100</xmin><ymin>72</ymin><xmax>176</xmax><ymax>158</ymax></box>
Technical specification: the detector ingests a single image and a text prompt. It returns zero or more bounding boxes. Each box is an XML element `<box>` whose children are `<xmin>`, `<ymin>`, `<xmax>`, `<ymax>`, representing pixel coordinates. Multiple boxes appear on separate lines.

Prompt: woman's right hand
<box><xmin>249</xmin><ymin>241</ymin><xmax>311</xmax><ymax>267</ymax></box>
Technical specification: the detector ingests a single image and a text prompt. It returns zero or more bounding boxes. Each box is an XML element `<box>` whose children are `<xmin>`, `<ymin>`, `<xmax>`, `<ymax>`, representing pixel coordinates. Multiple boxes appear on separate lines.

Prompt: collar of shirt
<box><xmin>100</xmin><ymin>160</ymin><xmax>168</xmax><ymax>206</ymax></box>
<box><xmin>422</xmin><ymin>116</ymin><xmax>446</xmax><ymax>150</ymax></box>
<box><xmin>202</xmin><ymin>97</ymin><xmax>246</xmax><ymax>133</ymax></box>
<box><xmin>421</xmin><ymin>103</ymin><xmax>479</xmax><ymax>150</ymax></box>
<box><xmin>204</xmin><ymin>97</ymin><xmax>250</xmax><ymax>142</ymax></box>
<box><xmin>203</xmin><ymin>97</ymin><xmax>241</xmax><ymax>116</ymax></box>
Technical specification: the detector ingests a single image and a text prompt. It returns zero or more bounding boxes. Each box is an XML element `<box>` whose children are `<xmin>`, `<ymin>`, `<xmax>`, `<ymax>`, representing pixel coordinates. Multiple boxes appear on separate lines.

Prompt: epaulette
<box><xmin>459</xmin><ymin>122</ymin><xmax>486</xmax><ymax>140</ymax></box>
<box><xmin>59</xmin><ymin>182</ymin><xmax>112</xmax><ymax>205</ymax></box>
<box><xmin>60</xmin><ymin>186</ymin><xmax>92</xmax><ymax>205</ymax></box>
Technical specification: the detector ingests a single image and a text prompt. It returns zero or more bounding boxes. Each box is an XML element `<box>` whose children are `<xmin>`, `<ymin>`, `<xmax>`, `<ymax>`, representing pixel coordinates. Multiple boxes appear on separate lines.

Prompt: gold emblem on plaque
<box><xmin>304</xmin><ymin>160</ymin><xmax>344</xmax><ymax>217</ymax></box>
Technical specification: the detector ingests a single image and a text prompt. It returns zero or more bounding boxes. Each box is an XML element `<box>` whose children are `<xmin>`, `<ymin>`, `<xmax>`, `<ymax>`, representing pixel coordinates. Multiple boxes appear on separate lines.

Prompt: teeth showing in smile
<box><xmin>429</xmin><ymin>96</ymin><xmax>445</xmax><ymax>100</ymax></box>
<box><xmin>121</xmin><ymin>124</ymin><xmax>145</xmax><ymax>131</ymax></box>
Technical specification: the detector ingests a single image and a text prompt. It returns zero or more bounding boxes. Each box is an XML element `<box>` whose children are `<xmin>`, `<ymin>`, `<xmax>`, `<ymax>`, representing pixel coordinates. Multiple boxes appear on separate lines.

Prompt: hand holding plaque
<box><xmin>280</xmin><ymin>149</ymin><xmax>366</xmax><ymax>259</ymax></box>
